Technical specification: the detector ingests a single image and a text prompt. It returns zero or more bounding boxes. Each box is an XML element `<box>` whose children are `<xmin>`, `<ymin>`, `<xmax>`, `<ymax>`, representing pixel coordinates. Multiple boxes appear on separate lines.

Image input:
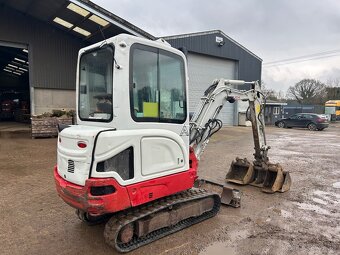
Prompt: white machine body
<box><xmin>57</xmin><ymin>34</ymin><xmax>190</xmax><ymax>186</ymax></box>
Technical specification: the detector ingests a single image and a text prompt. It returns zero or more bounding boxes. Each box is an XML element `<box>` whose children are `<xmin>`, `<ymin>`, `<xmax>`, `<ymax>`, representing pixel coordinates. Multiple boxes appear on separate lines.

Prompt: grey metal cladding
<box><xmin>0</xmin><ymin>5</ymin><xmax>84</xmax><ymax>90</ymax></box>
<box><xmin>165</xmin><ymin>31</ymin><xmax>262</xmax><ymax>84</ymax></box>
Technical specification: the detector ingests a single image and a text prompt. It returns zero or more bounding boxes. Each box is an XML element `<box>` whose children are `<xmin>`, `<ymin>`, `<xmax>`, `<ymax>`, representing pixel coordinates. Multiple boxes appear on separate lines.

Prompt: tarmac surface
<box><xmin>0</xmin><ymin>121</ymin><xmax>30</xmax><ymax>132</ymax></box>
<box><xmin>0</xmin><ymin>123</ymin><xmax>339</xmax><ymax>255</ymax></box>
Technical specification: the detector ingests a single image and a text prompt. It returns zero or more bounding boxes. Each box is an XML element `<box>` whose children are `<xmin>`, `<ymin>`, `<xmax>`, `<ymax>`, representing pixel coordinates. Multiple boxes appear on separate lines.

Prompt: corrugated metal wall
<box><xmin>0</xmin><ymin>5</ymin><xmax>86</xmax><ymax>90</ymax></box>
<box><xmin>187</xmin><ymin>53</ymin><xmax>237</xmax><ymax>125</ymax></box>
<box><xmin>166</xmin><ymin>31</ymin><xmax>262</xmax><ymax>84</ymax></box>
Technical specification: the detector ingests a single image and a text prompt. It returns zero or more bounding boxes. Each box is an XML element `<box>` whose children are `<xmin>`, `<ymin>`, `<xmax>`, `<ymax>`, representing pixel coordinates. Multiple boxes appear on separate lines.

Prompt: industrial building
<box><xmin>0</xmin><ymin>0</ymin><xmax>261</xmax><ymax>131</ymax></box>
<box><xmin>0</xmin><ymin>0</ymin><xmax>154</xmax><ymax>121</ymax></box>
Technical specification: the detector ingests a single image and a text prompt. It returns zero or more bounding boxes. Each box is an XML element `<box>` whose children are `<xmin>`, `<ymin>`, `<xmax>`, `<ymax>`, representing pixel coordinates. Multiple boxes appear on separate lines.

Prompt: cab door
<box><xmin>129</xmin><ymin>43</ymin><xmax>190</xmax><ymax>176</ymax></box>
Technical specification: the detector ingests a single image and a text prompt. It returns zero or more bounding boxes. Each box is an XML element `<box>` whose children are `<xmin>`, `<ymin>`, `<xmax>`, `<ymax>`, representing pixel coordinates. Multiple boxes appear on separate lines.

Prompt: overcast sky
<box><xmin>93</xmin><ymin>0</ymin><xmax>340</xmax><ymax>94</ymax></box>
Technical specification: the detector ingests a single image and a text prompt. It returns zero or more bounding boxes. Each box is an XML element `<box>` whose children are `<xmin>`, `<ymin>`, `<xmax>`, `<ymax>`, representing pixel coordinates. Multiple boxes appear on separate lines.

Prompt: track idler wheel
<box><xmin>119</xmin><ymin>224</ymin><xmax>134</xmax><ymax>244</ymax></box>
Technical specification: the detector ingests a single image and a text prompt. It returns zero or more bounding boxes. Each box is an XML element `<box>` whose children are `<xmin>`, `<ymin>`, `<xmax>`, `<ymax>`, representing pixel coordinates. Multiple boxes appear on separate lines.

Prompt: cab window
<box><xmin>79</xmin><ymin>45</ymin><xmax>114</xmax><ymax>121</ymax></box>
<box><xmin>130</xmin><ymin>44</ymin><xmax>186</xmax><ymax>123</ymax></box>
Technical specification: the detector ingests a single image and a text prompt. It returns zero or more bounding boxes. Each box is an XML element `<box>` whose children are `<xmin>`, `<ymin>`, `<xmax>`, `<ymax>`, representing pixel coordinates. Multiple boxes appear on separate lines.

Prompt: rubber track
<box><xmin>104</xmin><ymin>188</ymin><xmax>221</xmax><ymax>253</ymax></box>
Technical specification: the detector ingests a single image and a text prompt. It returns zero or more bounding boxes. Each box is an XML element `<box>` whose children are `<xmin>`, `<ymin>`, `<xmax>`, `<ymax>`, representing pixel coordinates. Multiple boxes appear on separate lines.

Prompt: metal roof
<box><xmin>0</xmin><ymin>0</ymin><xmax>155</xmax><ymax>43</ymax></box>
<box><xmin>266</xmin><ymin>100</ymin><xmax>287</xmax><ymax>106</ymax></box>
<box><xmin>0</xmin><ymin>46</ymin><xmax>28</xmax><ymax>89</ymax></box>
<box><xmin>163</xmin><ymin>30</ymin><xmax>262</xmax><ymax>61</ymax></box>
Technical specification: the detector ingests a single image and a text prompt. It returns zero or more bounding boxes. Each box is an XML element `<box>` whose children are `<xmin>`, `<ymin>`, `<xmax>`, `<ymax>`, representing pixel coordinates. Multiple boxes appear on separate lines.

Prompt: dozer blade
<box><xmin>252</xmin><ymin>163</ymin><xmax>291</xmax><ymax>193</ymax></box>
<box><xmin>220</xmin><ymin>186</ymin><xmax>241</xmax><ymax>208</ymax></box>
<box><xmin>194</xmin><ymin>179</ymin><xmax>241</xmax><ymax>207</ymax></box>
<box><xmin>225</xmin><ymin>157</ymin><xmax>254</xmax><ymax>185</ymax></box>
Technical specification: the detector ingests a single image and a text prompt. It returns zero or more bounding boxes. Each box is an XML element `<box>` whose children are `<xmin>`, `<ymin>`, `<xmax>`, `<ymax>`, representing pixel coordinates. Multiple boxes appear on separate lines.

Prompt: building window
<box><xmin>130</xmin><ymin>44</ymin><xmax>186</xmax><ymax>123</ymax></box>
<box><xmin>273</xmin><ymin>107</ymin><xmax>280</xmax><ymax>115</ymax></box>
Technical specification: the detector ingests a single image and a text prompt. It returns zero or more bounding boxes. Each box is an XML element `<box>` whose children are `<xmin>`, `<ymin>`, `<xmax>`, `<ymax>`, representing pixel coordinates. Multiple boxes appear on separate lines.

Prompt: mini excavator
<box><xmin>54</xmin><ymin>34</ymin><xmax>291</xmax><ymax>253</ymax></box>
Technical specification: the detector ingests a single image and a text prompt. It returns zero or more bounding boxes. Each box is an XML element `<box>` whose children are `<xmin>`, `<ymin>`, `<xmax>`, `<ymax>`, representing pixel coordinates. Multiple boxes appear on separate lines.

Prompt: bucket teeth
<box><xmin>225</xmin><ymin>158</ymin><xmax>291</xmax><ymax>193</ymax></box>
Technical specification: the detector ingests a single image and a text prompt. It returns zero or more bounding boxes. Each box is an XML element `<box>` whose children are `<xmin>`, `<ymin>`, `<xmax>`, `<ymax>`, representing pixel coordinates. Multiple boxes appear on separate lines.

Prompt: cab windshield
<box><xmin>79</xmin><ymin>45</ymin><xmax>114</xmax><ymax>121</ymax></box>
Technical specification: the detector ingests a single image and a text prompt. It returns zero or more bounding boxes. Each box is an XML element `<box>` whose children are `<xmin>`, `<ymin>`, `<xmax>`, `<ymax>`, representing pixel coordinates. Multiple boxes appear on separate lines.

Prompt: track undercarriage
<box><xmin>101</xmin><ymin>189</ymin><xmax>220</xmax><ymax>253</ymax></box>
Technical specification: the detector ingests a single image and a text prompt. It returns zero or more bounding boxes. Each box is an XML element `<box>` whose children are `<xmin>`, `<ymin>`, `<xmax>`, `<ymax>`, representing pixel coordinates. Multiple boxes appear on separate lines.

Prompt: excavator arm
<box><xmin>190</xmin><ymin>79</ymin><xmax>291</xmax><ymax>193</ymax></box>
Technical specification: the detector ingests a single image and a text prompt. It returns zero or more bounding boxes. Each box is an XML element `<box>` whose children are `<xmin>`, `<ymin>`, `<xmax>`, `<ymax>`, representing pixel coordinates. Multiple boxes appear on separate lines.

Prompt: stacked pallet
<box><xmin>31</xmin><ymin>116</ymin><xmax>72</xmax><ymax>138</ymax></box>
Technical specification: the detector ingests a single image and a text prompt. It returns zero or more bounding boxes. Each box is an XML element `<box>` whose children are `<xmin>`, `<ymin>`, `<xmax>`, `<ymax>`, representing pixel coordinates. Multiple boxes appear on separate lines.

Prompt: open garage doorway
<box><xmin>0</xmin><ymin>42</ymin><xmax>30</xmax><ymax>134</ymax></box>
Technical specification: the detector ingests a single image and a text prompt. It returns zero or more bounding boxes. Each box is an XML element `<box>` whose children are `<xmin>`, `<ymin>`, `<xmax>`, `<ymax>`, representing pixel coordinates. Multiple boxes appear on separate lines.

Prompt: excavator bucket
<box><xmin>194</xmin><ymin>179</ymin><xmax>241</xmax><ymax>207</ymax></box>
<box><xmin>225</xmin><ymin>157</ymin><xmax>254</xmax><ymax>185</ymax></box>
<box><xmin>251</xmin><ymin>163</ymin><xmax>291</xmax><ymax>193</ymax></box>
<box><xmin>226</xmin><ymin>159</ymin><xmax>291</xmax><ymax>193</ymax></box>
<box><xmin>249</xmin><ymin>164</ymin><xmax>268</xmax><ymax>187</ymax></box>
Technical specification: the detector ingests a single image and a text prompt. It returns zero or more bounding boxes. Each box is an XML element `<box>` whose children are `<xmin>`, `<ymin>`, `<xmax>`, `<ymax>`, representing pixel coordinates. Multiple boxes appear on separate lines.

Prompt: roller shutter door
<box><xmin>187</xmin><ymin>53</ymin><xmax>238</xmax><ymax>125</ymax></box>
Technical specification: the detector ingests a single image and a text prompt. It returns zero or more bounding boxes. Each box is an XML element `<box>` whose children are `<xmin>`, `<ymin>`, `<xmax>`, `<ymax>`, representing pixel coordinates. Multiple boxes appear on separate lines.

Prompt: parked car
<box><xmin>275</xmin><ymin>113</ymin><xmax>329</xmax><ymax>131</ymax></box>
<box><xmin>0</xmin><ymin>91</ymin><xmax>26</xmax><ymax>120</ymax></box>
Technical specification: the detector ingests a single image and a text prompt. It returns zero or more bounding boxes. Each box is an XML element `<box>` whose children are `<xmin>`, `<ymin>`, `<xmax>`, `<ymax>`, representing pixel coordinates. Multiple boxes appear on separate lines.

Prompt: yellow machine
<box><xmin>325</xmin><ymin>100</ymin><xmax>340</xmax><ymax>120</ymax></box>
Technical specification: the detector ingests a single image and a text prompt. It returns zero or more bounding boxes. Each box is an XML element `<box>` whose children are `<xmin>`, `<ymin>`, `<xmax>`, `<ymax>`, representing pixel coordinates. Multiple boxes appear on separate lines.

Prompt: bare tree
<box><xmin>325</xmin><ymin>78</ymin><xmax>340</xmax><ymax>100</ymax></box>
<box><xmin>287</xmin><ymin>79</ymin><xmax>326</xmax><ymax>104</ymax></box>
<box><xmin>326</xmin><ymin>78</ymin><xmax>340</xmax><ymax>87</ymax></box>
<box><xmin>260</xmin><ymin>81</ymin><xmax>279</xmax><ymax>100</ymax></box>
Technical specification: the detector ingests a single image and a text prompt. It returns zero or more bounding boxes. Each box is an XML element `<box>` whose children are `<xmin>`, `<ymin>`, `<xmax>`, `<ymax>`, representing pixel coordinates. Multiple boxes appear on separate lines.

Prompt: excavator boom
<box><xmin>190</xmin><ymin>79</ymin><xmax>291</xmax><ymax>193</ymax></box>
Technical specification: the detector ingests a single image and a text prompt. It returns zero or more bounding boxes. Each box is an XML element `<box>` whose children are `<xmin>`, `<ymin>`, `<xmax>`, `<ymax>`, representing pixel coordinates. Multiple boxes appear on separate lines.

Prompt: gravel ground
<box><xmin>0</xmin><ymin>124</ymin><xmax>339</xmax><ymax>255</ymax></box>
